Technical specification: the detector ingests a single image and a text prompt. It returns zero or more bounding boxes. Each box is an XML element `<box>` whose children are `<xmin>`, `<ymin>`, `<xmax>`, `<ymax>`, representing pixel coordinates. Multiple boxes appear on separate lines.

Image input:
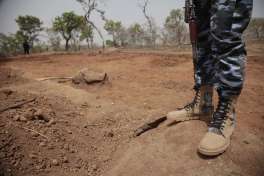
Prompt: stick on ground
<box><xmin>0</xmin><ymin>98</ymin><xmax>36</xmax><ymax>113</ymax></box>
<box><xmin>36</xmin><ymin>77</ymin><xmax>73</xmax><ymax>81</ymax></box>
<box><xmin>7</xmin><ymin>119</ymin><xmax>49</xmax><ymax>140</ymax></box>
<box><xmin>21</xmin><ymin>126</ymin><xmax>49</xmax><ymax>140</ymax></box>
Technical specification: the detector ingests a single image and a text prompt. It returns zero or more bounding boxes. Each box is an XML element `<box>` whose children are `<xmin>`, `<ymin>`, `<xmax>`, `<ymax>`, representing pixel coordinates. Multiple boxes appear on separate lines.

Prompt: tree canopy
<box><xmin>53</xmin><ymin>11</ymin><xmax>84</xmax><ymax>50</ymax></box>
<box><xmin>0</xmin><ymin>33</ymin><xmax>21</xmax><ymax>56</ymax></box>
<box><xmin>80</xmin><ymin>24</ymin><xmax>94</xmax><ymax>48</ymax></box>
<box><xmin>104</xmin><ymin>20</ymin><xmax>123</xmax><ymax>46</ymax></box>
<box><xmin>76</xmin><ymin>0</ymin><xmax>107</xmax><ymax>48</ymax></box>
<box><xmin>15</xmin><ymin>15</ymin><xmax>43</xmax><ymax>46</ymax></box>
<box><xmin>128</xmin><ymin>23</ymin><xmax>144</xmax><ymax>46</ymax></box>
<box><xmin>164</xmin><ymin>9</ymin><xmax>186</xmax><ymax>45</ymax></box>
<box><xmin>2</xmin><ymin>4</ymin><xmax>263</xmax><ymax>56</ymax></box>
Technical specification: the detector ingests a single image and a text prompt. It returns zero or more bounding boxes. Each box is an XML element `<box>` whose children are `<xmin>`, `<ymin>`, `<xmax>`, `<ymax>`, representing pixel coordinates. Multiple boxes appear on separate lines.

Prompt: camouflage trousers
<box><xmin>193</xmin><ymin>0</ymin><xmax>253</xmax><ymax>98</ymax></box>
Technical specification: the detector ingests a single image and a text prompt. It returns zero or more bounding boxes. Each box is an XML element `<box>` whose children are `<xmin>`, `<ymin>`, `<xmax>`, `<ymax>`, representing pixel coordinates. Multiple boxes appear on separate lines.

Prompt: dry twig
<box><xmin>0</xmin><ymin>98</ymin><xmax>36</xmax><ymax>113</ymax></box>
<box><xmin>21</xmin><ymin>126</ymin><xmax>49</xmax><ymax>140</ymax></box>
<box><xmin>36</xmin><ymin>77</ymin><xmax>73</xmax><ymax>81</ymax></box>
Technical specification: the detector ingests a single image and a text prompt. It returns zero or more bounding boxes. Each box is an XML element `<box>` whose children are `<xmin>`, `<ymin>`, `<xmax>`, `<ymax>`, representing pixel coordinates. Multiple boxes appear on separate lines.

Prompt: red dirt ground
<box><xmin>0</xmin><ymin>42</ymin><xmax>263</xmax><ymax>176</ymax></box>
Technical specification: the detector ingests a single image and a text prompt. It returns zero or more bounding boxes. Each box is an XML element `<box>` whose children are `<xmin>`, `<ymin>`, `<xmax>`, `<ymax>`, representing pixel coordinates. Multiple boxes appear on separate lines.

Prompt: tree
<box><xmin>104</xmin><ymin>20</ymin><xmax>123</xmax><ymax>46</ymax></box>
<box><xmin>127</xmin><ymin>23</ymin><xmax>144</xmax><ymax>47</ymax></box>
<box><xmin>76</xmin><ymin>0</ymin><xmax>107</xmax><ymax>48</ymax></box>
<box><xmin>246</xmin><ymin>18</ymin><xmax>264</xmax><ymax>40</ymax></box>
<box><xmin>71</xmin><ymin>29</ymin><xmax>82</xmax><ymax>51</ymax></box>
<box><xmin>15</xmin><ymin>31</ymin><xmax>27</xmax><ymax>45</ymax></box>
<box><xmin>80</xmin><ymin>24</ymin><xmax>94</xmax><ymax>49</ymax></box>
<box><xmin>105</xmin><ymin>40</ymin><xmax>114</xmax><ymax>47</ymax></box>
<box><xmin>53</xmin><ymin>11</ymin><xmax>84</xmax><ymax>50</ymax></box>
<box><xmin>15</xmin><ymin>15</ymin><xmax>43</xmax><ymax>47</ymax></box>
<box><xmin>160</xmin><ymin>29</ymin><xmax>169</xmax><ymax>46</ymax></box>
<box><xmin>116</xmin><ymin>26</ymin><xmax>128</xmax><ymax>47</ymax></box>
<box><xmin>46</xmin><ymin>28</ymin><xmax>61</xmax><ymax>51</ymax></box>
<box><xmin>32</xmin><ymin>40</ymin><xmax>48</xmax><ymax>53</ymax></box>
<box><xmin>138</xmin><ymin>0</ymin><xmax>157</xmax><ymax>46</ymax></box>
<box><xmin>0</xmin><ymin>33</ymin><xmax>22</xmax><ymax>56</ymax></box>
<box><xmin>164</xmin><ymin>9</ymin><xmax>187</xmax><ymax>46</ymax></box>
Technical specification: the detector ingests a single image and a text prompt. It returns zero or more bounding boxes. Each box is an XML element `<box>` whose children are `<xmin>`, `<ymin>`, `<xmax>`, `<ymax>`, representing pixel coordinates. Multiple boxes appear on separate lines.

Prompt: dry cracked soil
<box><xmin>0</xmin><ymin>42</ymin><xmax>263</xmax><ymax>176</ymax></box>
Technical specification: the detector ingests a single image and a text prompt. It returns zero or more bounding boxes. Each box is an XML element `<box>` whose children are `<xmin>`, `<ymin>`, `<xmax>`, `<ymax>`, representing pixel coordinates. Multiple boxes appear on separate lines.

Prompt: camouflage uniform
<box><xmin>194</xmin><ymin>0</ymin><xmax>253</xmax><ymax>98</ymax></box>
<box><xmin>167</xmin><ymin>0</ymin><xmax>253</xmax><ymax>156</ymax></box>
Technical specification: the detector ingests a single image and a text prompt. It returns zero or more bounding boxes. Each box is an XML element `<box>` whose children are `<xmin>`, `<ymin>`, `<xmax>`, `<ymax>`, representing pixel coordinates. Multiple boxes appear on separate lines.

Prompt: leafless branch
<box><xmin>139</xmin><ymin>0</ymin><xmax>155</xmax><ymax>46</ymax></box>
<box><xmin>77</xmin><ymin>0</ymin><xmax>106</xmax><ymax>48</ymax></box>
<box><xmin>36</xmin><ymin>77</ymin><xmax>73</xmax><ymax>81</ymax></box>
<box><xmin>0</xmin><ymin>98</ymin><xmax>36</xmax><ymax>114</ymax></box>
<box><xmin>21</xmin><ymin>126</ymin><xmax>49</xmax><ymax>140</ymax></box>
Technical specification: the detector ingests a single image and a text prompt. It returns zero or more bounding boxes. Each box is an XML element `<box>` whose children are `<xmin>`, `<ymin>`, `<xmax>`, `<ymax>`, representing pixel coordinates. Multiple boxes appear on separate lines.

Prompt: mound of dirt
<box><xmin>0</xmin><ymin>88</ymin><xmax>124</xmax><ymax>176</ymax></box>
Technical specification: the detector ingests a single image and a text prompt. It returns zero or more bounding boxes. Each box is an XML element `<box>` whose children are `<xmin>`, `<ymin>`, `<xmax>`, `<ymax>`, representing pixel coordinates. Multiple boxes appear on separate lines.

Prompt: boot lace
<box><xmin>181</xmin><ymin>90</ymin><xmax>201</xmax><ymax>111</ymax></box>
<box><xmin>210</xmin><ymin>98</ymin><xmax>231</xmax><ymax>130</ymax></box>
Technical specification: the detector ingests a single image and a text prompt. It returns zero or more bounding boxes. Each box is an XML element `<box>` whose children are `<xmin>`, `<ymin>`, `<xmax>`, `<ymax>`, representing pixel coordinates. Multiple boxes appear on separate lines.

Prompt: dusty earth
<box><xmin>0</xmin><ymin>42</ymin><xmax>263</xmax><ymax>176</ymax></box>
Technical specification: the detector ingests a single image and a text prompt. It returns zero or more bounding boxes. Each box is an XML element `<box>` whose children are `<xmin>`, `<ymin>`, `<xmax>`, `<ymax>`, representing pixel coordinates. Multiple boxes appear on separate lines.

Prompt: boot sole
<box><xmin>198</xmin><ymin>139</ymin><xmax>230</xmax><ymax>156</ymax></box>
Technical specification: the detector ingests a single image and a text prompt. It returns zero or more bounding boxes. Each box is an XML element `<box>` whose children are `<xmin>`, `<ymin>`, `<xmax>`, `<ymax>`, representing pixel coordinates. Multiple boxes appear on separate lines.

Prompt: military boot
<box><xmin>198</xmin><ymin>96</ymin><xmax>237</xmax><ymax>156</ymax></box>
<box><xmin>167</xmin><ymin>85</ymin><xmax>214</xmax><ymax>122</ymax></box>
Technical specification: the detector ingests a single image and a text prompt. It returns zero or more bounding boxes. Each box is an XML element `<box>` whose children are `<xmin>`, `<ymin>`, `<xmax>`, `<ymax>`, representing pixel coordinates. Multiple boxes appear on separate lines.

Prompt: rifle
<box><xmin>185</xmin><ymin>0</ymin><xmax>198</xmax><ymax>79</ymax></box>
<box><xmin>133</xmin><ymin>1</ymin><xmax>198</xmax><ymax>137</ymax></box>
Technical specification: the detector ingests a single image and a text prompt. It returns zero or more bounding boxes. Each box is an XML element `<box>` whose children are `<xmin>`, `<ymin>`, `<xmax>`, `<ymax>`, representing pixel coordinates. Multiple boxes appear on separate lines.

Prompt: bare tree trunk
<box><xmin>86</xmin><ymin>19</ymin><xmax>105</xmax><ymax>49</ymax></box>
<box><xmin>65</xmin><ymin>39</ymin><xmax>70</xmax><ymax>51</ymax></box>
<box><xmin>86</xmin><ymin>38</ymin><xmax>90</xmax><ymax>49</ymax></box>
<box><xmin>256</xmin><ymin>28</ymin><xmax>260</xmax><ymax>40</ymax></box>
<box><xmin>77</xmin><ymin>0</ymin><xmax>107</xmax><ymax>49</ymax></box>
<box><xmin>140</xmin><ymin>0</ymin><xmax>155</xmax><ymax>47</ymax></box>
<box><xmin>90</xmin><ymin>37</ymin><xmax>94</xmax><ymax>48</ymax></box>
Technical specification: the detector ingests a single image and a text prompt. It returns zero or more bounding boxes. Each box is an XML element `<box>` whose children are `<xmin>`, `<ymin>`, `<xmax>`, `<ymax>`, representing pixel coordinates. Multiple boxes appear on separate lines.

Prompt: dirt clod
<box><xmin>24</xmin><ymin>109</ymin><xmax>36</xmax><ymax>120</ymax></box>
<box><xmin>51</xmin><ymin>159</ymin><xmax>59</xmax><ymax>166</ymax></box>
<box><xmin>34</xmin><ymin>110</ymin><xmax>50</xmax><ymax>122</ymax></box>
<box><xmin>13</xmin><ymin>115</ymin><xmax>20</xmax><ymax>121</ymax></box>
<box><xmin>1</xmin><ymin>89</ymin><xmax>14</xmax><ymax>96</ymax></box>
<box><xmin>39</xmin><ymin>142</ymin><xmax>46</xmax><ymax>147</ymax></box>
<box><xmin>105</xmin><ymin>131</ymin><xmax>114</xmax><ymax>138</ymax></box>
<box><xmin>62</xmin><ymin>156</ymin><xmax>69</xmax><ymax>163</ymax></box>
<box><xmin>19</xmin><ymin>116</ymin><xmax>28</xmax><ymax>122</ymax></box>
<box><xmin>29</xmin><ymin>153</ymin><xmax>38</xmax><ymax>159</ymax></box>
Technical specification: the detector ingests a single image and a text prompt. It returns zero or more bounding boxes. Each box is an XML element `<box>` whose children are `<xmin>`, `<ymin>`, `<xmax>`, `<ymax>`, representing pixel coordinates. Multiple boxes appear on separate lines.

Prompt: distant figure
<box><xmin>23</xmin><ymin>40</ymin><xmax>30</xmax><ymax>55</ymax></box>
